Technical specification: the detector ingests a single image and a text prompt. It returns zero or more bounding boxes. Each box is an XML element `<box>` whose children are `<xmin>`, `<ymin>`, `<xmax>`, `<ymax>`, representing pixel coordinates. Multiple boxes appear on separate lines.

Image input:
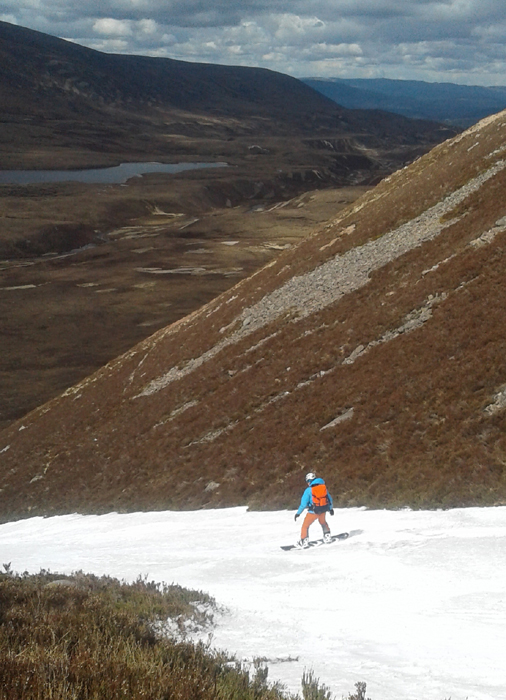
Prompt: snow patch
<box><xmin>0</xmin><ymin>284</ymin><xmax>38</xmax><ymax>290</ymax></box>
<box><xmin>421</xmin><ymin>255</ymin><xmax>456</xmax><ymax>276</ymax></box>
<box><xmin>320</xmin><ymin>407</ymin><xmax>355</xmax><ymax>430</ymax></box>
<box><xmin>469</xmin><ymin>216</ymin><xmax>506</xmax><ymax>248</ymax></box>
<box><xmin>153</xmin><ymin>400</ymin><xmax>200</xmax><ymax>429</ymax></box>
<box><xmin>484</xmin><ymin>385</ymin><xmax>506</xmax><ymax>415</ymax></box>
<box><xmin>188</xmin><ymin>422</ymin><xmax>238</xmax><ymax>446</ymax></box>
<box><xmin>1</xmin><ymin>507</ymin><xmax>505</xmax><ymax>700</ymax></box>
<box><xmin>343</xmin><ymin>294</ymin><xmax>447</xmax><ymax>365</ymax></box>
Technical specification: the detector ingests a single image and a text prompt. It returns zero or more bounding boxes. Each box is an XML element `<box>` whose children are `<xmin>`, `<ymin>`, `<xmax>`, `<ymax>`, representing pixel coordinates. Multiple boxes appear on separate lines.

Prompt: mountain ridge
<box><xmin>303</xmin><ymin>77</ymin><xmax>506</xmax><ymax>127</ymax></box>
<box><xmin>0</xmin><ymin>19</ymin><xmax>455</xmax><ymax>165</ymax></box>
<box><xmin>1</xmin><ymin>111</ymin><xmax>506</xmax><ymax>521</ymax></box>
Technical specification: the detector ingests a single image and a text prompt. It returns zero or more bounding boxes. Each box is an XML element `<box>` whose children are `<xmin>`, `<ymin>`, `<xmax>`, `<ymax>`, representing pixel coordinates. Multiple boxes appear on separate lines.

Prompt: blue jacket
<box><xmin>296</xmin><ymin>477</ymin><xmax>333</xmax><ymax>516</ymax></box>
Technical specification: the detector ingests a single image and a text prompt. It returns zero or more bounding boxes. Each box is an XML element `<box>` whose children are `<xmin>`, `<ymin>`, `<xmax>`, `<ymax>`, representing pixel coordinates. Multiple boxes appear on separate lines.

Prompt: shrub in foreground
<box><xmin>0</xmin><ymin>569</ymin><xmax>285</xmax><ymax>700</ymax></box>
<box><xmin>0</xmin><ymin>569</ymin><xmax>373</xmax><ymax>700</ymax></box>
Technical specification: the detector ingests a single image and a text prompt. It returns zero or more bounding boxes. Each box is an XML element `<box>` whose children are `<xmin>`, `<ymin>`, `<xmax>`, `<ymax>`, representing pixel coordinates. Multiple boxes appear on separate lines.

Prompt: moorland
<box><xmin>0</xmin><ymin>20</ymin><xmax>455</xmax><ymax>430</ymax></box>
<box><xmin>2</xmin><ymin>99</ymin><xmax>506</xmax><ymax>520</ymax></box>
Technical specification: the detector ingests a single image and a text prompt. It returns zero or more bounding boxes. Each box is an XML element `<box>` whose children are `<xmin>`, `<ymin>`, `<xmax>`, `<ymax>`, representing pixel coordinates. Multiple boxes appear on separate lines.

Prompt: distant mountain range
<box><xmin>302</xmin><ymin>77</ymin><xmax>506</xmax><ymax>127</ymax></box>
<box><xmin>2</xmin><ymin>109</ymin><xmax>506</xmax><ymax>521</ymax></box>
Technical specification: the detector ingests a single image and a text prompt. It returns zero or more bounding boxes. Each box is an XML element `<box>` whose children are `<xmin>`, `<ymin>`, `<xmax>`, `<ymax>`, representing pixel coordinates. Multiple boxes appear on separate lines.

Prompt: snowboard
<box><xmin>280</xmin><ymin>532</ymin><xmax>349</xmax><ymax>551</ymax></box>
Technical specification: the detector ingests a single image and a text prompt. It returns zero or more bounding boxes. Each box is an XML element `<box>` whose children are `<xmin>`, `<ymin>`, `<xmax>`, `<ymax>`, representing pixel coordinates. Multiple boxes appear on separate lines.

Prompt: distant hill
<box><xmin>303</xmin><ymin>77</ymin><xmax>506</xmax><ymax>127</ymax></box>
<box><xmin>0</xmin><ymin>20</ymin><xmax>337</xmax><ymax>127</ymax></box>
<box><xmin>0</xmin><ymin>20</ymin><xmax>455</xmax><ymax>166</ymax></box>
<box><xmin>1</xmin><ymin>109</ymin><xmax>506</xmax><ymax>521</ymax></box>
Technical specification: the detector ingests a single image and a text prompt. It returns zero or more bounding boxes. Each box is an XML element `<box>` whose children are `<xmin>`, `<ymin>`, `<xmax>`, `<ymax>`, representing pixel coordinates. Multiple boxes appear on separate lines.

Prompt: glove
<box><xmin>329</xmin><ymin>509</ymin><xmax>334</xmax><ymax>516</ymax></box>
<box><xmin>294</xmin><ymin>513</ymin><xmax>300</xmax><ymax>521</ymax></box>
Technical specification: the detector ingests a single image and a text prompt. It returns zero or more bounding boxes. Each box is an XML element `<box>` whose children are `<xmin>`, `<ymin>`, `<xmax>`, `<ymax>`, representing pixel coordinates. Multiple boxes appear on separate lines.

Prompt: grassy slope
<box><xmin>1</xmin><ymin>115</ymin><xmax>506</xmax><ymax>520</ymax></box>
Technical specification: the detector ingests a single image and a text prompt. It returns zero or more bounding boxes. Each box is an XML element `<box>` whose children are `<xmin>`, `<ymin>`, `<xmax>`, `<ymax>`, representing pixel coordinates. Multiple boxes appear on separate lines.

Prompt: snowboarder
<box><xmin>294</xmin><ymin>472</ymin><xmax>334</xmax><ymax>548</ymax></box>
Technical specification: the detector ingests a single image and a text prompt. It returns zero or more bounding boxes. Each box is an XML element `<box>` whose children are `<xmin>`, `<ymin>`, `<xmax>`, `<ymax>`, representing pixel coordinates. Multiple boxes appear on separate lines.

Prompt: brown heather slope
<box><xmin>1</xmin><ymin>112</ymin><xmax>506</xmax><ymax>521</ymax></box>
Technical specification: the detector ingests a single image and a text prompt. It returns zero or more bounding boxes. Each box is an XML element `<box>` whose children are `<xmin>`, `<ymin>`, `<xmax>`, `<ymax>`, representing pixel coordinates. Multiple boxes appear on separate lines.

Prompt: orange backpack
<box><xmin>311</xmin><ymin>483</ymin><xmax>329</xmax><ymax>513</ymax></box>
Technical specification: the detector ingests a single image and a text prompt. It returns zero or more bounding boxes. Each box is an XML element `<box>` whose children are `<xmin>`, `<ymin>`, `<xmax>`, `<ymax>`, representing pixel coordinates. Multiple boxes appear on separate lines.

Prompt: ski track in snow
<box><xmin>1</xmin><ymin>507</ymin><xmax>505</xmax><ymax>700</ymax></box>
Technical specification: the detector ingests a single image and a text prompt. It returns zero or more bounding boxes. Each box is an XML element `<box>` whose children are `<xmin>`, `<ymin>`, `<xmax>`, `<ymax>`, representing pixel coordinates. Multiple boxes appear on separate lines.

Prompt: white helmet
<box><xmin>305</xmin><ymin>472</ymin><xmax>316</xmax><ymax>482</ymax></box>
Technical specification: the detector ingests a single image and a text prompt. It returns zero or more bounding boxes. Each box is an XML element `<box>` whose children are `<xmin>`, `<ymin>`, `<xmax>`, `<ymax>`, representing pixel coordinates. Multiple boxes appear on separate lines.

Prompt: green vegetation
<box><xmin>0</xmin><ymin>568</ymin><xmax>266</xmax><ymax>700</ymax></box>
<box><xmin>0</xmin><ymin>568</ymin><xmax>369</xmax><ymax>700</ymax></box>
<box><xmin>301</xmin><ymin>671</ymin><xmax>334</xmax><ymax>700</ymax></box>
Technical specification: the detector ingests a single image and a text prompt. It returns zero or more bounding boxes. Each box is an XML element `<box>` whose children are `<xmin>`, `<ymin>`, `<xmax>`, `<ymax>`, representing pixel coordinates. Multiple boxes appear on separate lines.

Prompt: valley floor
<box><xmin>0</xmin><ymin>506</ymin><xmax>504</xmax><ymax>700</ymax></box>
<box><xmin>0</xmin><ymin>180</ymin><xmax>366</xmax><ymax>430</ymax></box>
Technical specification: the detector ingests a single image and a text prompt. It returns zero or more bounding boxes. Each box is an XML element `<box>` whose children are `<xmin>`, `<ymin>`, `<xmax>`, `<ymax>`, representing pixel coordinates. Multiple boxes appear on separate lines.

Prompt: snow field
<box><xmin>0</xmin><ymin>506</ymin><xmax>505</xmax><ymax>700</ymax></box>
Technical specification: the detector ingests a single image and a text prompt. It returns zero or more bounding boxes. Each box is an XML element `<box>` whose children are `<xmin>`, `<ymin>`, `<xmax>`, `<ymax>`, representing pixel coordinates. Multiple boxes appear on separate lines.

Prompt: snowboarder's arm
<box><xmin>295</xmin><ymin>487</ymin><xmax>312</xmax><ymax>516</ymax></box>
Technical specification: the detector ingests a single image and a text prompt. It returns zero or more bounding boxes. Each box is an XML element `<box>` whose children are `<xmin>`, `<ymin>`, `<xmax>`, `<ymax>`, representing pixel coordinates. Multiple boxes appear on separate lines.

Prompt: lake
<box><xmin>0</xmin><ymin>161</ymin><xmax>228</xmax><ymax>185</ymax></box>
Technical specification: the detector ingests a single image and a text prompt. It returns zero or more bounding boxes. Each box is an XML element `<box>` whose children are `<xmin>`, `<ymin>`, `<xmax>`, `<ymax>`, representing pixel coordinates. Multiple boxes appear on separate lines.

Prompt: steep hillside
<box><xmin>2</xmin><ymin>112</ymin><xmax>506</xmax><ymax>521</ymax></box>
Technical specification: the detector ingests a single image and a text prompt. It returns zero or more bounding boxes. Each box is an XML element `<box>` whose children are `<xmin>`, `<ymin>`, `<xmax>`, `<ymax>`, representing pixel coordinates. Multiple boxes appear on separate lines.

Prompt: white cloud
<box><xmin>138</xmin><ymin>18</ymin><xmax>157</xmax><ymax>34</ymax></box>
<box><xmin>93</xmin><ymin>18</ymin><xmax>132</xmax><ymax>36</ymax></box>
<box><xmin>308</xmin><ymin>43</ymin><xmax>363</xmax><ymax>57</ymax></box>
<box><xmin>273</xmin><ymin>15</ymin><xmax>325</xmax><ymax>41</ymax></box>
<box><xmin>2</xmin><ymin>0</ymin><xmax>506</xmax><ymax>84</ymax></box>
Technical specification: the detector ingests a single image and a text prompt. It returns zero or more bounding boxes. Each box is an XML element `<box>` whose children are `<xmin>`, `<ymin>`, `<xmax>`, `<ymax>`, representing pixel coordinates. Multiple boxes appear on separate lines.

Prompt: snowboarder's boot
<box><xmin>295</xmin><ymin>537</ymin><xmax>309</xmax><ymax>549</ymax></box>
<box><xmin>323</xmin><ymin>532</ymin><xmax>332</xmax><ymax>544</ymax></box>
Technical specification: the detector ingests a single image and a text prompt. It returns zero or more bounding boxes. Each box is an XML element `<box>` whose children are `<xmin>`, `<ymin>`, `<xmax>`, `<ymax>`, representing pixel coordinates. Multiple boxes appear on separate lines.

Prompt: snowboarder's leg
<box><xmin>301</xmin><ymin>512</ymin><xmax>318</xmax><ymax>539</ymax></box>
<box><xmin>317</xmin><ymin>512</ymin><xmax>331</xmax><ymax>537</ymax></box>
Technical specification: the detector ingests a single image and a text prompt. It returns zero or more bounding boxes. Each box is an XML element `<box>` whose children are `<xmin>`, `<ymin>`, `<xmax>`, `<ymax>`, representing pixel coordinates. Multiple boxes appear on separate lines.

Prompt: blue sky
<box><xmin>2</xmin><ymin>0</ymin><xmax>506</xmax><ymax>85</ymax></box>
